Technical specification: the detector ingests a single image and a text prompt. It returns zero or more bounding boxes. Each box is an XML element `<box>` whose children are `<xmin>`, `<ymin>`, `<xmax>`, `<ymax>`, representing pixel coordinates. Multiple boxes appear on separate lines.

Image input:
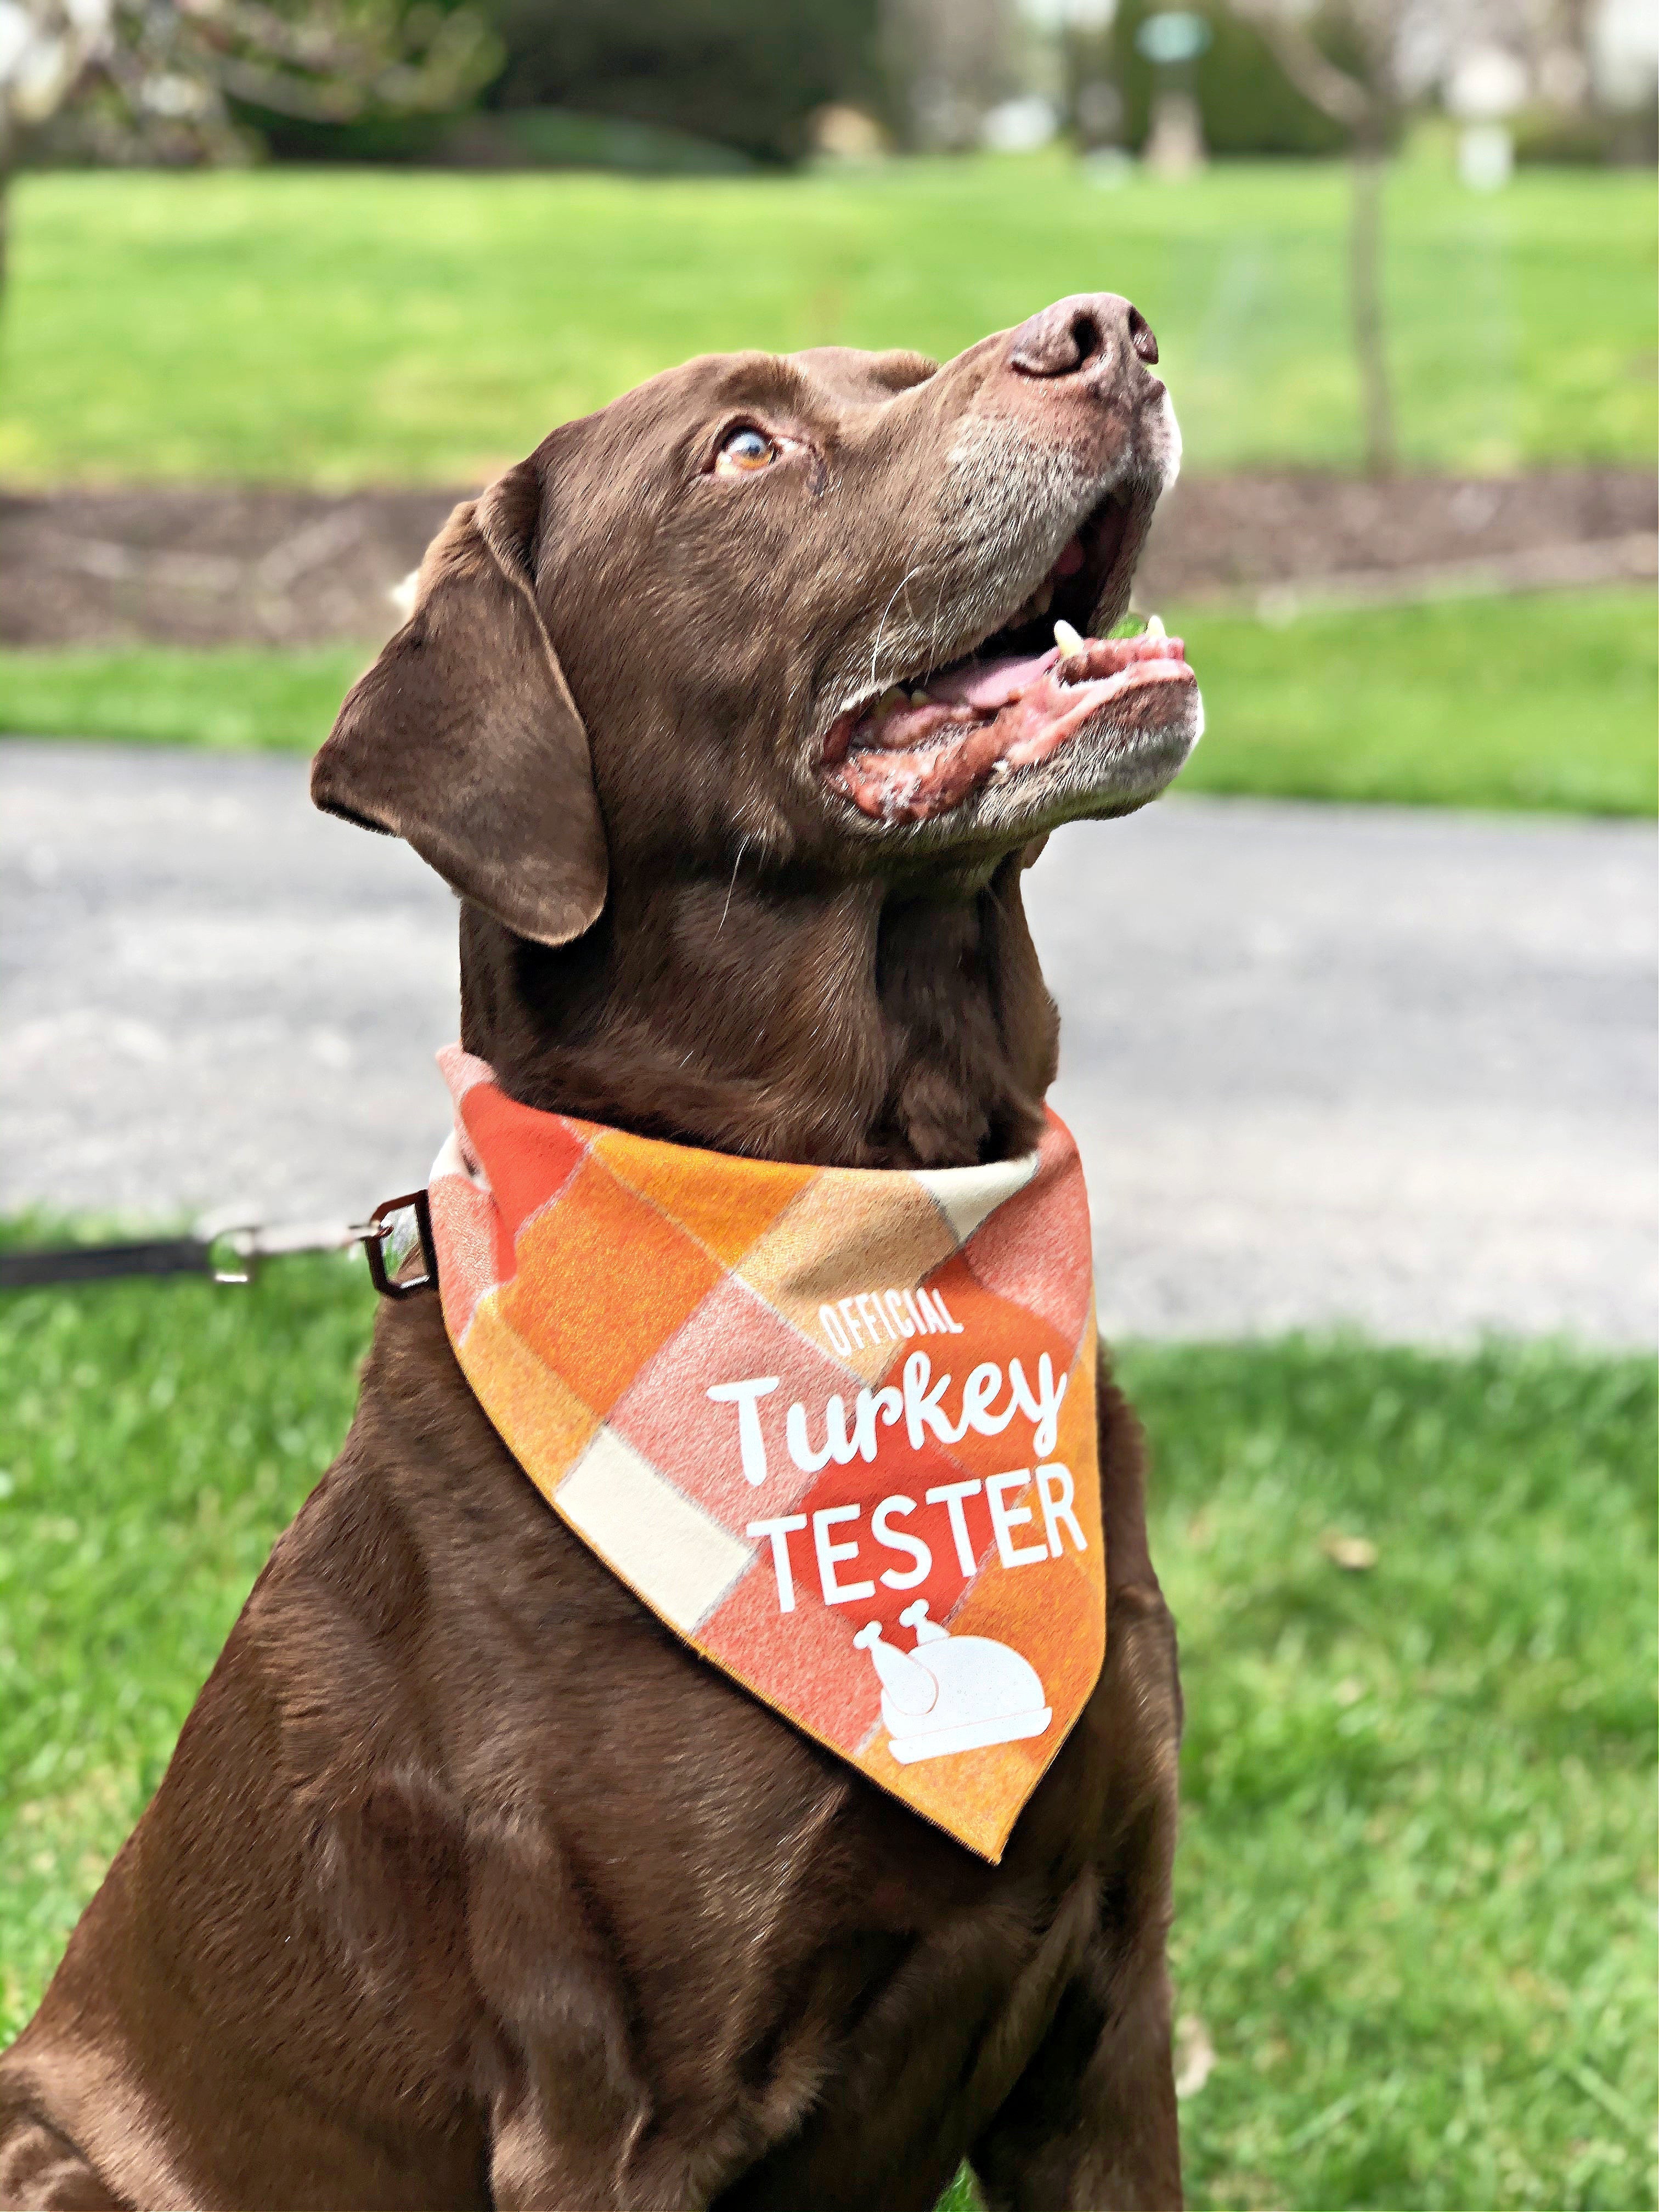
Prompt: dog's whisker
<box><xmin>868</xmin><ymin>566</ymin><xmax>923</xmax><ymax>697</ymax></box>
<box><xmin>718</xmin><ymin>834</ymin><xmax>751</xmax><ymax>934</ymax></box>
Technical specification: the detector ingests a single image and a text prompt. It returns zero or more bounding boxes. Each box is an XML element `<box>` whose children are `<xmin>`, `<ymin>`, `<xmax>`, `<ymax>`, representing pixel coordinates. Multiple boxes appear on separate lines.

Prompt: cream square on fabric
<box><xmin>914</xmin><ymin>1152</ymin><xmax>1039</xmax><ymax>1245</ymax></box>
<box><xmin>556</xmin><ymin>1426</ymin><xmax>753</xmax><ymax>1632</ymax></box>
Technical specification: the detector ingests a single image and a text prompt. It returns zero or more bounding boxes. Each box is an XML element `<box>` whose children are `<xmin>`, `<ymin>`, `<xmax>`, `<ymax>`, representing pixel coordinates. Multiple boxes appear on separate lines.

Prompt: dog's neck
<box><xmin>457</xmin><ymin>855</ymin><xmax>1058</xmax><ymax>1170</ymax></box>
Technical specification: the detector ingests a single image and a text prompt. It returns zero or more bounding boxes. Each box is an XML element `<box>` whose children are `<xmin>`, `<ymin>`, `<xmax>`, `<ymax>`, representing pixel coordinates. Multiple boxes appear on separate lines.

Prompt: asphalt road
<box><xmin>3</xmin><ymin>740</ymin><xmax>1653</xmax><ymax>1345</ymax></box>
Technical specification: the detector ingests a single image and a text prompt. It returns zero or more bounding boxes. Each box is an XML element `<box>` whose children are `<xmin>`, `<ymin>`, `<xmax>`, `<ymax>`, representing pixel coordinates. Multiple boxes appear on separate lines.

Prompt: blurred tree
<box><xmin>0</xmin><ymin>0</ymin><xmax>497</xmax><ymax>288</ymax></box>
<box><xmin>1230</xmin><ymin>0</ymin><xmax>1414</xmax><ymax>474</ymax></box>
<box><xmin>881</xmin><ymin>0</ymin><xmax>1015</xmax><ymax>151</ymax></box>
<box><xmin>1107</xmin><ymin>0</ymin><xmax>1351</xmax><ymax>157</ymax></box>
<box><xmin>481</xmin><ymin>0</ymin><xmax>882</xmax><ymax>168</ymax></box>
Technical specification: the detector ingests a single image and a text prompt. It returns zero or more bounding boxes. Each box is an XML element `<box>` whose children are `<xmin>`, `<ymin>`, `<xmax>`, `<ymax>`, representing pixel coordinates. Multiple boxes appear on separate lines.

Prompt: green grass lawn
<box><xmin>1175</xmin><ymin>586</ymin><xmax>1658</xmax><ymax>814</ymax></box>
<box><xmin>1</xmin><ymin>1256</ymin><xmax>1652</xmax><ymax>2209</ymax></box>
<box><xmin>0</xmin><ymin>155</ymin><xmax>1651</xmax><ymax>486</ymax></box>
<box><xmin>0</xmin><ymin>642</ymin><xmax>371</xmax><ymax>754</ymax></box>
<box><xmin>4</xmin><ymin>585</ymin><xmax>1652</xmax><ymax>815</ymax></box>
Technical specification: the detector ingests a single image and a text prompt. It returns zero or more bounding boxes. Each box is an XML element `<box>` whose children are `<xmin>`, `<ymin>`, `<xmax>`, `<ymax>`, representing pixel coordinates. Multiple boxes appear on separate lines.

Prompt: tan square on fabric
<box><xmin>736</xmin><ymin>1171</ymin><xmax>958</xmax><ymax>1380</ymax></box>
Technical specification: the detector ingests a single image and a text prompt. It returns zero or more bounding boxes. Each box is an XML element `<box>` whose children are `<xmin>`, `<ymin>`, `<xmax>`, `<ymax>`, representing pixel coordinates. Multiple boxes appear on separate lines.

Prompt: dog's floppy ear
<box><xmin>312</xmin><ymin>458</ymin><xmax>607</xmax><ymax>946</ymax></box>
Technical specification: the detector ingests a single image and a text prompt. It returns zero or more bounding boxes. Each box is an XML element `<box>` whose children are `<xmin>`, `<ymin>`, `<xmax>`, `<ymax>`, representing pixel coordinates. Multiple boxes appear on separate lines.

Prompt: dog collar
<box><xmin>427</xmin><ymin>1046</ymin><xmax>1105</xmax><ymax>1861</ymax></box>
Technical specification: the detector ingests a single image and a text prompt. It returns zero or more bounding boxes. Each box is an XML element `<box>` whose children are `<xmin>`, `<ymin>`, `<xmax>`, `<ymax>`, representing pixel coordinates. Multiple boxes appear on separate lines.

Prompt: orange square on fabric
<box><xmin>594</xmin><ymin>1128</ymin><xmax>817</xmax><ymax>1268</ymax></box>
<box><xmin>856</xmin><ymin>1728</ymin><xmax>1049</xmax><ymax>1861</ymax></box>
<box><xmin>500</xmin><ymin>1158</ymin><xmax>723</xmax><ymax>1414</ymax></box>
<box><xmin>460</xmin><ymin>1298</ymin><xmax>602</xmax><ymax>1500</ymax></box>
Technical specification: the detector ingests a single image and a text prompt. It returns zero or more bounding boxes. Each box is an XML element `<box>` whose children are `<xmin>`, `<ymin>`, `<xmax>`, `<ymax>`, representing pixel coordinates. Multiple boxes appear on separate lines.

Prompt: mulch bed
<box><xmin>1</xmin><ymin>469</ymin><xmax>1652</xmax><ymax>648</ymax></box>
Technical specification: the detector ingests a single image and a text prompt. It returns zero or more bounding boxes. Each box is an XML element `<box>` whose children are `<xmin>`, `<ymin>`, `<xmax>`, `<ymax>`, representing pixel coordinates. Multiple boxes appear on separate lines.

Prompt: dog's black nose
<box><xmin>1008</xmin><ymin>294</ymin><xmax>1159</xmax><ymax>379</ymax></box>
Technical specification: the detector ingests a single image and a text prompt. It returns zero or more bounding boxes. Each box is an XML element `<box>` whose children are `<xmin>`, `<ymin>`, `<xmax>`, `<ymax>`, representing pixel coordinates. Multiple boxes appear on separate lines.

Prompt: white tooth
<box><xmin>1053</xmin><ymin>618</ymin><xmax>1087</xmax><ymax>659</ymax></box>
<box><xmin>1032</xmin><ymin>580</ymin><xmax>1054</xmax><ymax>615</ymax></box>
<box><xmin>910</xmin><ymin>689</ymin><xmax>930</xmax><ymax>705</ymax></box>
<box><xmin>877</xmin><ymin>686</ymin><xmax>905</xmax><ymax>712</ymax></box>
<box><xmin>1144</xmin><ymin>612</ymin><xmax>1166</xmax><ymax>639</ymax></box>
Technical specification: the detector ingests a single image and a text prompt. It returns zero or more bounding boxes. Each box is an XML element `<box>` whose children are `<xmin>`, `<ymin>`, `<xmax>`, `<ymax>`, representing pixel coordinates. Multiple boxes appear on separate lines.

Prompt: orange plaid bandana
<box><xmin>428</xmin><ymin>1046</ymin><xmax>1105</xmax><ymax>1861</ymax></box>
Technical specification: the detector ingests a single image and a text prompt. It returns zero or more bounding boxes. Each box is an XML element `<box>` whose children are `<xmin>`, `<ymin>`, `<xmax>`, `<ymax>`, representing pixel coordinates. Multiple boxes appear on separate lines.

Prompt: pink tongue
<box><xmin>927</xmin><ymin>648</ymin><xmax>1058</xmax><ymax>711</ymax></box>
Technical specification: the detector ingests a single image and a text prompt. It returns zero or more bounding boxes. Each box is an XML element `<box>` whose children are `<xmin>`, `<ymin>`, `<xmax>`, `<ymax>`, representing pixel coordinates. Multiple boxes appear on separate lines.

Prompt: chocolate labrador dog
<box><xmin>1</xmin><ymin>294</ymin><xmax>1200</xmax><ymax>2211</ymax></box>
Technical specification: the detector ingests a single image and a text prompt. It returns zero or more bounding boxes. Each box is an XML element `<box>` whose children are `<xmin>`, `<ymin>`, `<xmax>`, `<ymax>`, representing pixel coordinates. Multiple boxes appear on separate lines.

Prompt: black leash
<box><xmin>0</xmin><ymin>1189</ymin><xmax>437</xmax><ymax>1301</ymax></box>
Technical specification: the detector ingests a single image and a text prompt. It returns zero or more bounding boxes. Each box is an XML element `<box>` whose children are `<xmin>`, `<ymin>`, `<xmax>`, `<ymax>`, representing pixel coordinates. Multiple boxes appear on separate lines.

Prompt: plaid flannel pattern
<box><xmin>428</xmin><ymin>1046</ymin><xmax>1105</xmax><ymax>1861</ymax></box>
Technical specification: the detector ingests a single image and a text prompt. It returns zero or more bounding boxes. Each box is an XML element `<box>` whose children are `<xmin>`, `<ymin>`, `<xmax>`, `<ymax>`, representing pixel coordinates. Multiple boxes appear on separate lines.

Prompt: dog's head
<box><xmin>313</xmin><ymin>293</ymin><xmax>1200</xmax><ymax>946</ymax></box>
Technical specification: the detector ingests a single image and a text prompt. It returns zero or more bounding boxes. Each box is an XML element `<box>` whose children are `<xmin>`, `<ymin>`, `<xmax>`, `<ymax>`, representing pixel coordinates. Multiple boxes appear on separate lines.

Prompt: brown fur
<box><xmin>2</xmin><ymin>295</ymin><xmax>1186</xmax><ymax>2210</ymax></box>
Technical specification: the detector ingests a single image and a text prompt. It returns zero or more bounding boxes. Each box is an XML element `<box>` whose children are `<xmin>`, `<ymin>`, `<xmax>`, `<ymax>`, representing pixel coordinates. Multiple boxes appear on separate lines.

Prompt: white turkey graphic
<box><xmin>855</xmin><ymin>1600</ymin><xmax>1052</xmax><ymax>1763</ymax></box>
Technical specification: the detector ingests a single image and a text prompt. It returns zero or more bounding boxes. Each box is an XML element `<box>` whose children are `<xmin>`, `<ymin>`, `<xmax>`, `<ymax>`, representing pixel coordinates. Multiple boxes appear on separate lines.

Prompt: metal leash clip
<box><xmin>199</xmin><ymin>1214</ymin><xmax>379</xmax><ymax>1286</ymax></box>
<box><xmin>354</xmin><ymin>1189</ymin><xmax>438</xmax><ymax>1301</ymax></box>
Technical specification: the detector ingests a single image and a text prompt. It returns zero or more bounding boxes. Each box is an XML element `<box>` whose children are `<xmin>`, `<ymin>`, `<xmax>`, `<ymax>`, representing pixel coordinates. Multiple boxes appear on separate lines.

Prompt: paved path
<box><xmin>3</xmin><ymin>741</ymin><xmax>1653</xmax><ymax>1345</ymax></box>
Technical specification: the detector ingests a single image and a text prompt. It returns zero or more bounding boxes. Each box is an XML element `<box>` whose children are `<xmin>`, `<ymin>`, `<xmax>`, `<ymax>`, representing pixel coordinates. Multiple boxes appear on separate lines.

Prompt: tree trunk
<box><xmin>1349</xmin><ymin>143</ymin><xmax>1395</xmax><ymax>477</ymax></box>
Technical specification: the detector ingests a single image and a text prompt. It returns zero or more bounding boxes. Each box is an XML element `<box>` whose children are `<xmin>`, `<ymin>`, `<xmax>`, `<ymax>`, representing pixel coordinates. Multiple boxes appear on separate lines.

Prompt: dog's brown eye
<box><xmin>716</xmin><ymin>426</ymin><xmax>778</xmax><ymax>475</ymax></box>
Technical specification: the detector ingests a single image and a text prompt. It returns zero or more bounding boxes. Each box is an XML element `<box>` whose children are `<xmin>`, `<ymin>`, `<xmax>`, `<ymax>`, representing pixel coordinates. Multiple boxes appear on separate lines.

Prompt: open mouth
<box><xmin>823</xmin><ymin>490</ymin><xmax>1198</xmax><ymax>826</ymax></box>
